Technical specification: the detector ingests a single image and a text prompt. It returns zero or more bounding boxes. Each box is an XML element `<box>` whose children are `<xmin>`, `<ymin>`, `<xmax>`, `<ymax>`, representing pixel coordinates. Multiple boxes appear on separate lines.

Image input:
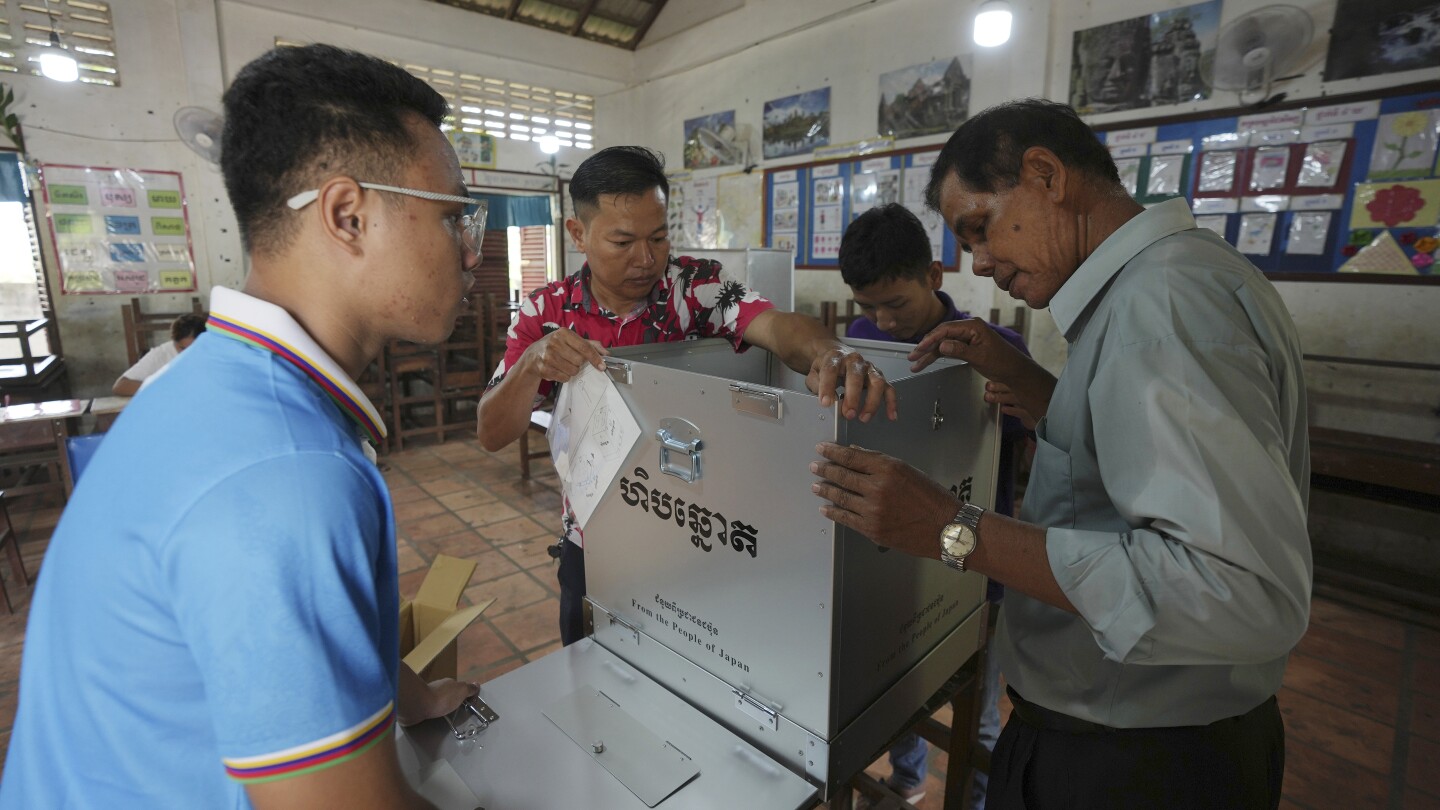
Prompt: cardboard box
<box><xmin>399</xmin><ymin>554</ymin><xmax>493</xmax><ymax>680</ymax></box>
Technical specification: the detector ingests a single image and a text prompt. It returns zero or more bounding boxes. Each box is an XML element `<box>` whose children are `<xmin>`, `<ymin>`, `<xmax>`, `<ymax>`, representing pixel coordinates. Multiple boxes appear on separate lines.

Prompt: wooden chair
<box><xmin>821</xmin><ymin>300</ymin><xmax>861</xmax><ymax>337</ymax></box>
<box><xmin>0</xmin><ymin>490</ymin><xmax>31</xmax><ymax>614</ymax></box>
<box><xmin>121</xmin><ymin>296</ymin><xmax>204</xmax><ymax>366</ymax></box>
<box><xmin>385</xmin><ymin>341</ymin><xmax>445</xmax><ymax>452</ymax></box>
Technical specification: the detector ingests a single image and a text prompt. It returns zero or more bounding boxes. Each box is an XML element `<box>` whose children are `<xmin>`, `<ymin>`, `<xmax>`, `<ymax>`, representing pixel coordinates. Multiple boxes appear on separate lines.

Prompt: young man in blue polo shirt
<box><xmin>3</xmin><ymin>45</ymin><xmax>479</xmax><ymax>809</ymax></box>
<box><xmin>841</xmin><ymin>203</ymin><xmax>1030</xmax><ymax>810</ymax></box>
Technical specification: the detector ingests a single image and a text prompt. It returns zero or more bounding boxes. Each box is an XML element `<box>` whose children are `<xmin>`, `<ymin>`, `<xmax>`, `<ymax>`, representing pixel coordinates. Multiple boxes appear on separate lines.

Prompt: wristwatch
<box><xmin>940</xmin><ymin>503</ymin><xmax>984</xmax><ymax>572</ymax></box>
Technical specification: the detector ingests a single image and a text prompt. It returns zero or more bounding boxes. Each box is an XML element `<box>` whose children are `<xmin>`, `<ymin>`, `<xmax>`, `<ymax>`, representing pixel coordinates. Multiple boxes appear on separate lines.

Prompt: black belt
<box><xmin>1007</xmin><ymin>687</ymin><xmax>1120</xmax><ymax>734</ymax></box>
<box><xmin>1007</xmin><ymin>687</ymin><xmax>1275</xmax><ymax>735</ymax></box>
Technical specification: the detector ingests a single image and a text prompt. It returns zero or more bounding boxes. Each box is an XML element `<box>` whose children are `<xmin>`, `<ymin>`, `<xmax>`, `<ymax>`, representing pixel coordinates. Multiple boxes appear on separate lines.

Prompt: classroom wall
<box><xmin>600</xmin><ymin>0</ymin><xmax>1440</xmax><ymax>396</ymax></box>
<box><xmin>8</xmin><ymin>0</ymin><xmax>1440</xmax><ymax>405</ymax></box>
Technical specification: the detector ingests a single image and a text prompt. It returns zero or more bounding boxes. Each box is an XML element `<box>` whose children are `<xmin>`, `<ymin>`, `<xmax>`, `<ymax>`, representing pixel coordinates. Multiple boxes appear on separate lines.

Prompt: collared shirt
<box><xmin>997</xmin><ymin>197</ymin><xmax>1311</xmax><ymax>728</ymax></box>
<box><xmin>486</xmin><ymin>255</ymin><xmax>775</xmax><ymax>401</ymax></box>
<box><xmin>1</xmin><ymin>287</ymin><xmax>398</xmax><ymax>808</ymax></box>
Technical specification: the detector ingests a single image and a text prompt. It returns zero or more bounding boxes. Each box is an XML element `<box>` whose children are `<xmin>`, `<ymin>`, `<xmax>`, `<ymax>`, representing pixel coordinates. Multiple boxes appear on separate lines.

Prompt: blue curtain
<box><xmin>0</xmin><ymin>152</ymin><xmax>24</xmax><ymax>203</ymax></box>
<box><xmin>469</xmin><ymin>192</ymin><xmax>553</xmax><ymax>230</ymax></box>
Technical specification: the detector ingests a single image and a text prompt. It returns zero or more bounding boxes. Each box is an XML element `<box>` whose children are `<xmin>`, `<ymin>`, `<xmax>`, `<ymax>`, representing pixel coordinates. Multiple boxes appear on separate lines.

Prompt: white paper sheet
<box><xmin>549</xmin><ymin>364</ymin><xmax>643</xmax><ymax>532</ymax></box>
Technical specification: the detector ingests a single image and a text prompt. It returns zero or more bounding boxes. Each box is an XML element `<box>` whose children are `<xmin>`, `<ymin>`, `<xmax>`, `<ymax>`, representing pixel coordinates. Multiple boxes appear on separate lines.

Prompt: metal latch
<box><xmin>445</xmin><ymin>695</ymin><xmax>499</xmax><ymax>740</ymax></box>
<box><xmin>603</xmin><ymin>358</ymin><xmax>632</xmax><ymax>385</ymax></box>
<box><xmin>931</xmin><ymin>399</ymin><xmax>945</xmax><ymax>431</ymax></box>
<box><xmin>608</xmin><ymin>611</ymin><xmax>641</xmax><ymax>645</ymax></box>
<box><xmin>733</xmin><ymin>689</ymin><xmax>779</xmax><ymax>732</ymax></box>
<box><xmin>729</xmin><ymin>383</ymin><xmax>783</xmax><ymax>421</ymax></box>
<box><xmin>656</xmin><ymin>417</ymin><xmax>702</xmax><ymax>483</ymax></box>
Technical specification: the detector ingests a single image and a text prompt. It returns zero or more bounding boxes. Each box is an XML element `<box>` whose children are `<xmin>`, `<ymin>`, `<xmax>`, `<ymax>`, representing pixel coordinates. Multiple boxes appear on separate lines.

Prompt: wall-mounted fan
<box><xmin>1202</xmin><ymin>5</ymin><xmax>1315</xmax><ymax>105</ymax></box>
<box><xmin>174</xmin><ymin>106</ymin><xmax>223</xmax><ymax>164</ymax></box>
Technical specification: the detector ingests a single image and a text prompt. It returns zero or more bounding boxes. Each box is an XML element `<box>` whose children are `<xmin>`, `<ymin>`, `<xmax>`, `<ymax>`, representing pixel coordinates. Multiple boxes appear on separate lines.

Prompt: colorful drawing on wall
<box><xmin>1367</xmin><ymin>110</ymin><xmax>1440</xmax><ymax>180</ymax></box>
<box><xmin>683</xmin><ymin>110</ymin><xmax>743</xmax><ymax>170</ymax></box>
<box><xmin>1351</xmin><ymin>180</ymin><xmax>1440</xmax><ymax>229</ymax></box>
<box><xmin>1339</xmin><ymin>230</ymin><xmax>1418</xmax><ymax>273</ymax></box>
<box><xmin>1325</xmin><ymin>0</ymin><xmax>1440</xmax><ymax>82</ymax></box>
<box><xmin>763</xmin><ymin>87</ymin><xmax>830</xmax><ymax>159</ymax></box>
<box><xmin>450</xmin><ymin>131</ymin><xmax>495</xmax><ymax>169</ymax></box>
<box><xmin>877</xmin><ymin>57</ymin><xmax>972</xmax><ymax>140</ymax></box>
<box><xmin>1071</xmin><ymin>1</ymin><xmax>1220</xmax><ymax>114</ymax></box>
<box><xmin>1148</xmin><ymin>0</ymin><xmax>1220</xmax><ymax>106</ymax></box>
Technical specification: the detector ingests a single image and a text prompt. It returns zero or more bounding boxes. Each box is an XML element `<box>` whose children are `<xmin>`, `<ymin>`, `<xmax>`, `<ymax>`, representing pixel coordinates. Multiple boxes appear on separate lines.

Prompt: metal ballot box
<box><xmin>582</xmin><ymin>337</ymin><xmax>998</xmax><ymax>797</ymax></box>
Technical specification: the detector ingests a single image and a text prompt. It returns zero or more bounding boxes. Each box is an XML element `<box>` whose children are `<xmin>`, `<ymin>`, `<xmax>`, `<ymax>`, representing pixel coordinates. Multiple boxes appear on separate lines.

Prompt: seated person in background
<box><xmin>111</xmin><ymin>312</ymin><xmax>208</xmax><ymax>395</ymax></box>
<box><xmin>840</xmin><ymin>203</ymin><xmax>1030</xmax><ymax>809</ymax></box>
<box><xmin>477</xmin><ymin>145</ymin><xmax>898</xmax><ymax>646</ymax></box>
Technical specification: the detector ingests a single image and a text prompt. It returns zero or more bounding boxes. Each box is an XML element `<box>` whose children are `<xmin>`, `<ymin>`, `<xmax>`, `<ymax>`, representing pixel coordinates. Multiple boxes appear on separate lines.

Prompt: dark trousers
<box><xmin>988</xmin><ymin>689</ymin><xmax>1284</xmax><ymax>810</ymax></box>
<box><xmin>557</xmin><ymin>539</ymin><xmax>586</xmax><ymax>646</ymax></box>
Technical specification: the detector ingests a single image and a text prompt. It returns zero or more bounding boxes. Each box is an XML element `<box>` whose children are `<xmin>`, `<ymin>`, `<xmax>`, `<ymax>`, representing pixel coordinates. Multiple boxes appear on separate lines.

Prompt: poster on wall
<box><xmin>902</xmin><ymin>159</ymin><xmax>945</xmax><ymax>259</ymax></box>
<box><xmin>683</xmin><ymin>110</ymin><xmax>744</xmax><ymax>170</ymax></box>
<box><xmin>716</xmin><ymin>172</ymin><xmax>764</xmax><ymax>248</ymax></box>
<box><xmin>1325</xmin><ymin>0</ymin><xmax>1440</xmax><ymax>82</ymax></box>
<box><xmin>449</xmin><ymin>131</ymin><xmax>496</xmax><ymax>169</ymax></box>
<box><xmin>877</xmin><ymin>57</ymin><xmax>972</xmax><ymax>140</ymax></box>
<box><xmin>41</xmin><ymin>163</ymin><xmax>197</xmax><ymax>295</ymax></box>
<box><xmin>1070</xmin><ymin>0</ymin><xmax>1220</xmax><ymax>114</ymax></box>
<box><xmin>850</xmin><ymin>169</ymin><xmax>900</xmax><ymax>219</ymax></box>
<box><xmin>763</xmin><ymin>87</ymin><xmax>830</xmax><ymax>159</ymax></box>
<box><xmin>1367</xmin><ymin>110</ymin><xmax>1440</xmax><ymax>181</ymax></box>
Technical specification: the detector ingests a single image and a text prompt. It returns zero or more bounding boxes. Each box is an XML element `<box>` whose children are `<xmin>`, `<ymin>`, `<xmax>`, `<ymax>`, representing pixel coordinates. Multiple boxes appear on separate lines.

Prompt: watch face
<box><xmin>943</xmin><ymin>524</ymin><xmax>976</xmax><ymax>557</ymax></box>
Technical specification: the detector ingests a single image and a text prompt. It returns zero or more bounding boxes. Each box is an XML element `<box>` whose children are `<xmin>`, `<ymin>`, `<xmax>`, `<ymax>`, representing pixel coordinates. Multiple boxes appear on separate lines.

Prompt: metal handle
<box><xmin>656</xmin><ymin>417</ymin><xmax>702</xmax><ymax>483</ymax></box>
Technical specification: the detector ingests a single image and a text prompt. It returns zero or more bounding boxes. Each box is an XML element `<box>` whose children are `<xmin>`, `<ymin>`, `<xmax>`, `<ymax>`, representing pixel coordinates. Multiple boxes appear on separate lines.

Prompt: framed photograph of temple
<box><xmin>878</xmin><ymin>57</ymin><xmax>972</xmax><ymax>141</ymax></box>
<box><xmin>1071</xmin><ymin>16</ymin><xmax>1153</xmax><ymax>114</ymax></box>
<box><xmin>763</xmin><ymin>88</ymin><xmax>830</xmax><ymax>160</ymax></box>
<box><xmin>1148</xmin><ymin>0</ymin><xmax>1220</xmax><ymax>106</ymax></box>
<box><xmin>1070</xmin><ymin>0</ymin><xmax>1222</xmax><ymax>115</ymax></box>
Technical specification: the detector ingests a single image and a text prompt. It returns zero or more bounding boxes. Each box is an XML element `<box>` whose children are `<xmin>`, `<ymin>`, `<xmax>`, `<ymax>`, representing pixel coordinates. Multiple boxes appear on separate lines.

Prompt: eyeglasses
<box><xmin>286</xmin><ymin>181</ymin><xmax>487</xmax><ymax>254</ymax></box>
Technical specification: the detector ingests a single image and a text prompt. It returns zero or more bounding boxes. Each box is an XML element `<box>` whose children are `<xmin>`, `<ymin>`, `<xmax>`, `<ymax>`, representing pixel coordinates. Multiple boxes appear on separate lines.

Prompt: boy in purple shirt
<box><xmin>842</xmin><ymin>203</ymin><xmax>1028</xmax><ymax>809</ymax></box>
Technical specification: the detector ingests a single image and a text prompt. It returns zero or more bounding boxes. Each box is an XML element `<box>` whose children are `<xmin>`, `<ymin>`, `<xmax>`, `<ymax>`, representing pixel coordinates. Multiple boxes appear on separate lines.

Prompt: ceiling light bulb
<box><xmin>39</xmin><ymin>50</ymin><xmax>78</xmax><ymax>82</ymax></box>
<box><xmin>974</xmin><ymin>0</ymin><xmax>1013</xmax><ymax>48</ymax></box>
<box><xmin>538</xmin><ymin>134</ymin><xmax>561</xmax><ymax>155</ymax></box>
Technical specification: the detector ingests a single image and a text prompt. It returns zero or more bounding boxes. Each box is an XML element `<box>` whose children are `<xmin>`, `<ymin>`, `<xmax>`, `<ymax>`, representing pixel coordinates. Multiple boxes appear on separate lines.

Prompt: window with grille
<box><xmin>275</xmin><ymin>39</ymin><xmax>594</xmax><ymax>150</ymax></box>
<box><xmin>0</xmin><ymin>0</ymin><xmax>120</xmax><ymax>86</ymax></box>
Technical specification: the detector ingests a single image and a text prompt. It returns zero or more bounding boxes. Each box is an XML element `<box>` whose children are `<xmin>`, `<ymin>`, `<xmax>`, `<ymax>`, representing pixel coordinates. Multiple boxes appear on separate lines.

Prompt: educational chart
<box><xmin>763</xmin><ymin>149</ymin><xmax>958</xmax><ymax>268</ymax></box>
<box><xmin>1098</xmin><ymin>86</ymin><xmax>1440</xmax><ymax>277</ymax></box>
<box><xmin>548</xmin><ymin>364</ymin><xmax>642</xmax><ymax>532</ymax></box>
<box><xmin>41</xmin><ymin>164</ymin><xmax>197</xmax><ymax>294</ymax></box>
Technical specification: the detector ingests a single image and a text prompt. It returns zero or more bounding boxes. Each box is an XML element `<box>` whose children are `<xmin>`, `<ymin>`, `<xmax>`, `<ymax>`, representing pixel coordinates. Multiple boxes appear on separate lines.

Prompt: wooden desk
<box><xmin>89</xmin><ymin>395</ymin><xmax>132</xmax><ymax>433</ymax></box>
<box><xmin>0</xmin><ymin>399</ymin><xmax>88</xmax><ymax>501</ymax></box>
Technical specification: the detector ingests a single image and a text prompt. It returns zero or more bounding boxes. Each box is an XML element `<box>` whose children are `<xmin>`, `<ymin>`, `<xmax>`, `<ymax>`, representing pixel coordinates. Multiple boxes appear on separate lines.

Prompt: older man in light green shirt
<box><xmin>811</xmin><ymin>99</ymin><xmax>1308</xmax><ymax>810</ymax></box>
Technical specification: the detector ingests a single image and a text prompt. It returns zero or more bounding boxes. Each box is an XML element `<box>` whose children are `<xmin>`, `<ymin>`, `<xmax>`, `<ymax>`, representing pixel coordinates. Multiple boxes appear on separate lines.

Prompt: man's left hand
<box><xmin>810</xmin><ymin>442</ymin><xmax>958</xmax><ymax>558</ymax></box>
<box><xmin>399</xmin><ymin>677</ymin><xmax>479</xmax><ymax>727</ymax></box>
<box><xmin>805</xmin><ymin>349</ymin><xmax>898</xmax><ymax>422</ymax></box>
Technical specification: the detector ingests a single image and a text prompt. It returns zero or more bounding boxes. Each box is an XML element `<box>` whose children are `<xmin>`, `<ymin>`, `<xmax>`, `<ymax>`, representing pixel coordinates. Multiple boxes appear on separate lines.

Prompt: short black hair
<box><xmin>924</xmin><ymin>98</ymin><xmax>1119</xmax><ymax>208</ymax></box>
<box><xmin>171</xmin><ymin>313</ymin><xmax>208</xmax><ymax>341</ymax></box>
<box><xmin>569</xmin><ymin>146</ymin><xmax>669</xmax><ymax>219</ymax></box>
<box><xmin>839</xmin><ymin>204</ymin><xmax>933</xmax><ymax>289</ymax></box>
<box><xmin>221</xmin><ymin>44</ymin><xmax>449</xmax><ymax>255</ymax></box>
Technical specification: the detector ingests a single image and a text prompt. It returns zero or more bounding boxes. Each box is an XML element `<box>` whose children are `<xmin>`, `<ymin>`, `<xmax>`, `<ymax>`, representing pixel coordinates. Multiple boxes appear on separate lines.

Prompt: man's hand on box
<box><xmin>397</xmin><ymin>663</ymin><xmax>481</xmax><ymax>727</ymax></box>
<box><xmin>809</xmin><ymin>442</ymin><xmax>958</xmax><ymax>559</ymax></box>
<box><xmin>805</xmin><ymin>348</ymin><xmax>898</xmax><ymax>423</ymax></box>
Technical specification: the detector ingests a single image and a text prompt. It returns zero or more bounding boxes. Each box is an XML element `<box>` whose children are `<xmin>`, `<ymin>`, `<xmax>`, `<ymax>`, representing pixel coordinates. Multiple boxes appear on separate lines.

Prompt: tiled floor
<box><xmin>1</xmin><ymin>436</ymin><xmax>1437</xmax><ymax>809</ymax></box>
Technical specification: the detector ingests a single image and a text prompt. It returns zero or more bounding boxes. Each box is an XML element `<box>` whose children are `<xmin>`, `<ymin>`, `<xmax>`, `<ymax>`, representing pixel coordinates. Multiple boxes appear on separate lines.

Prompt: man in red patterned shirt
<box><xmin>479</xmin><ymin>145</ymin><xmax>896</xmax><ymax>644</ymax></box>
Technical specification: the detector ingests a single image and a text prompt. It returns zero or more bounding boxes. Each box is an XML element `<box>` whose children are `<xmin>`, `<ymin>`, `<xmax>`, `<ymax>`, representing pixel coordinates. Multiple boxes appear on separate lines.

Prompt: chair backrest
<box><xmin>65</xmin><ymin>433</ymin><xmax>106</xmax><ymax>487</ymax></box>
<box><xmin>122</xmin><ymin>297</ymin><xmax>204</xmax><ymax>366</ymax></box>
